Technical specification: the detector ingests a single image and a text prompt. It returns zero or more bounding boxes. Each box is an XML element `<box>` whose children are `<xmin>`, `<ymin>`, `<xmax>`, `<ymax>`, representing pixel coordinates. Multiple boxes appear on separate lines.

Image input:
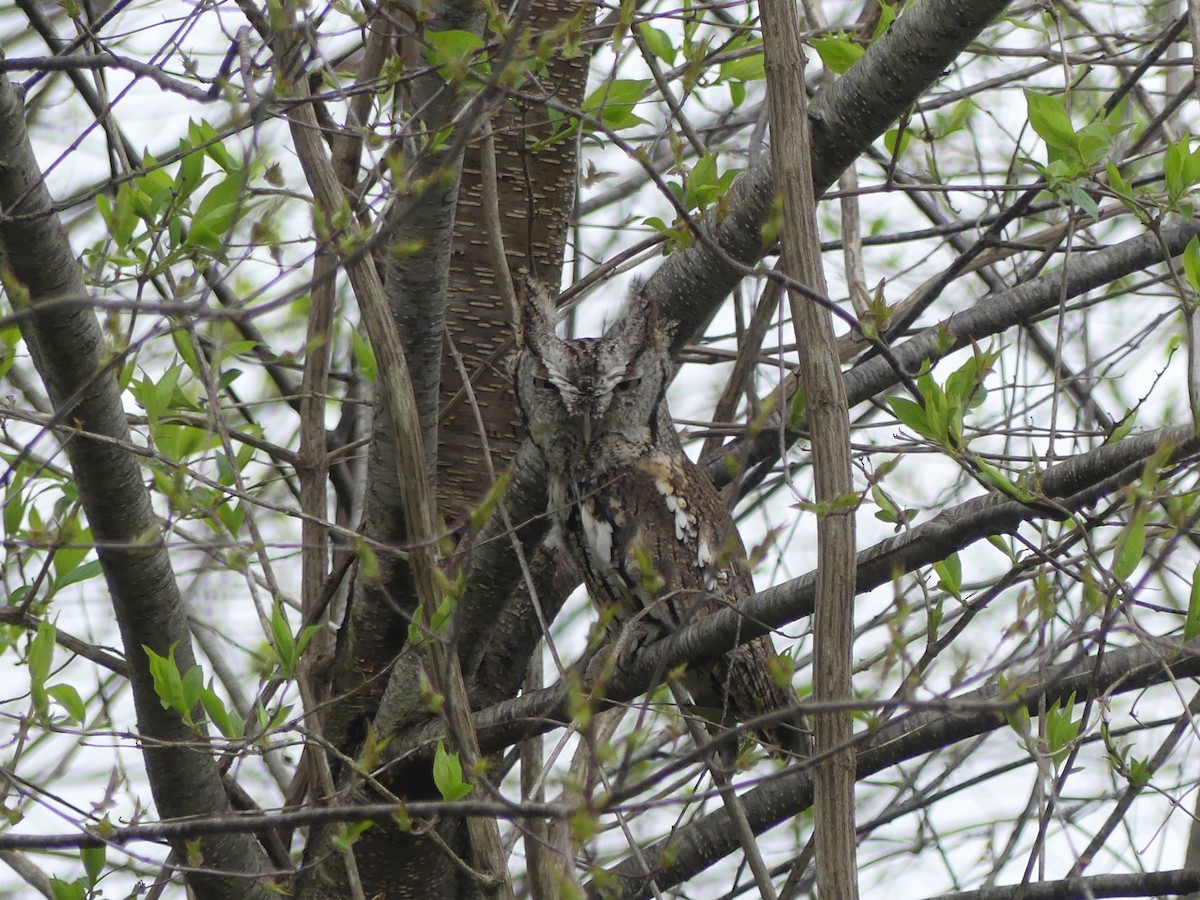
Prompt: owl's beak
<box><xmin>566</xmin><ymin>412</ymin><xmax>593</xmax><ymax>445</ymax></box>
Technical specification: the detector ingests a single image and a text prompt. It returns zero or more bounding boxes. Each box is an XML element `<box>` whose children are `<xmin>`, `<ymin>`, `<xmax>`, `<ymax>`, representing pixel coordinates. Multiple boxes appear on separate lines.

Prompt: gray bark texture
<box><xmin>0</xmin><ymin>61</ymin><xmax>274</xmax><ymax>900</ymax></box>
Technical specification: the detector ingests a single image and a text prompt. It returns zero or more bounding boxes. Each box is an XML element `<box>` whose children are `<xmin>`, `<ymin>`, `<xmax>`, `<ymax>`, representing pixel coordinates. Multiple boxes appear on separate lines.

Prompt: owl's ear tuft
<box><xmin>617</xmin><ymin>279</ymin><xmax>675</xmax><ymax>350</ymax></box>
<box><xmin>516</xmin><ymin>274</ymin><xmax>558</xmax><ymax>348</ymax></box>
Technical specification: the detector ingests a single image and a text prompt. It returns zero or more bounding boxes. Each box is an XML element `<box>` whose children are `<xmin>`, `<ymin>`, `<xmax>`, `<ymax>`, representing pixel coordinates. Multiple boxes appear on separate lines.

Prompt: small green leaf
<box><xmin>29</xmin><ymin>621</ymin><xmax>56</xmax><ymax>715</ymax></box>
<box><xmin>49</xmin><ymin>877</ymin><xmax>87</xmax><ymax>900</ymax></box>
<box><xmin>1044</xmin><ymin>692</ymin><xmax>1080</xmax><ymax>765</ymax></box>
<box><xmin>46</xmin><ymin>684</ymin><xmax>86</xmax><ymax>723</ymax></box>
<box><xmin>582</xmin><ymin>79</ymin><xmax>650</xmax><ymax>131</ymax></box>
<box><xmin>872</xmin><ymin>0</ymin><xmax>897</xmax><ymax>38</ymax></box>
<box><xmin>470</xmin><ymin>471</ymin><xmax>511</xmax><ymax>531</ymax></box>
<box><xmin>973</xmin><ymin>458</ymin><xmax>1035</xmax><ymax>503</ymax></box>
<box><xmin>884</xmin><ymin>127</ymin><xmax>911</xmax><ymax>157</ymax></box>
<box><xmin>144</xmin><ymin>644</ymin><xmax>190</xmax><ymax>720</ymax></box>
<box><xmin>1112</xmin><ymin>508</ymin><xmax>1147</xmax><ymax>581</ymax></box>
<box><xmin>1005</xmin><ymin>704</ymin><xmax>1031</xmax><ymax>740</ymax></box>
<box><xmin>201</xmin><ymin>685</ymin><xmax>244</xmax><ymax>739</ymax></box>
<box><xmin>190</xmin><ymin>174</ymin><xmax>244</xmax><ymax>252</ymax></box>
<box><xmin>887</xmin><ymin>396</ymin><xmax>931</xmax><ymax>439</ymax></box>
<box><xmin>433</xmin><ymin>739</ymin><xmax>472</xmax><ymax>801</ymax></box>
<box><xmin>1184</xmin><ymin>236</ymin><xmax>1200</xmax><ymax>296</ymax></box>
<box><xmin>81</xmin><ymin>842</ymin><xmax>106</xmax><ymax>887</ymax></box>
<box><xmin>352</xmin><ymin>329</ymin><xmax>377</xmax><ymax>382</ymax></box>
<box><xmin>638</xmin><ymin>23</ymin><xmax>675</xmax><ymax>64</ymax></box>
<box><xmin>933</xmin><ymin>552</ymin><xmax>962</xmax><ymax>597</ymax></box>
<box><xmin>190</xmin><ymin>118</ymin><xmax>239</xmax><ymax>172</ymax></box>
<box><xmin>1024</xmin><ymin>90</ymin><xmax>1076</xmax><ymax>152</ymax></box>
<box><xmin>720</xmin><ymin>50</ymin><xmax>765</xmax><ymax>82</ymax></box>
<box><xmin>331</xmin><ymin>820</ymin><xmax>374</xmax><ymax>852</ymax></box>
<box><xmin>810</xmin><ymin>35</ymin><xmax>864</xmax><ymax>74</ymax></box>
<box><xmin>269</xmin><ymin>603</ymin><xmax>297</xmax><ymax>677</ymax></box>
<box><xmin>1185</xmin><ymin>562</ymin><xmax>1200</xmax><ymax>641</ymax></box>
<box><xmin>424</xmin><ymin>29</ymin><xmax>488</xmax><ymax>81</ymax></box>
<box><xmin>55</xmin><ymin>559</ymin><xmax>103</xmax><ymax>592</ymax></box>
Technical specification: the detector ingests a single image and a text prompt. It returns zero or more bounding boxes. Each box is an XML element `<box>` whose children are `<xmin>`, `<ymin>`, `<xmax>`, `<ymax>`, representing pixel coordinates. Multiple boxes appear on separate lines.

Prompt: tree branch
<box><xmin>0</xmin><ymin>59</ymin><xmax>272</xmax><ymax>899</ymax></box>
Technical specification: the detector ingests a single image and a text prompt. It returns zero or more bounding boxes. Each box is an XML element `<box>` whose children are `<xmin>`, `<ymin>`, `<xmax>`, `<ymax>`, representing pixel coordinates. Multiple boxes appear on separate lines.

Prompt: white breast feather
<box><xmin>580</xmin><ymin>500</ymin><xmax>614</xmax><ymax>568</ymax></box>
<box><xmin>653</xmin><ymin>473</ymin><xmax>691</xmax><ymax>540</ymax></box>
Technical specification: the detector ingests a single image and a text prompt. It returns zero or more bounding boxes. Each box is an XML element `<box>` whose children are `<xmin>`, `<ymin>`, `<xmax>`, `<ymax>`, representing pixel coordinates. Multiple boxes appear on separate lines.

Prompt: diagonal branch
<box><xmin>397</xmin><ymin>425</ymin><xmax>1199</xmax><ymax>764</ymax></box>
<box><xmin>647</xmin><ymin>0</ymin><xmax>1015</xmax><ymax>345</ymax></box>
<box><xmin>0</xmin><ymin>61</ymin><xmax>272</xmax><ymax>899</ymax></box>
<box><xmin>601</xmin><ymin>634</ymin><xmax>1200</xmax><ymax>896</ymax></box>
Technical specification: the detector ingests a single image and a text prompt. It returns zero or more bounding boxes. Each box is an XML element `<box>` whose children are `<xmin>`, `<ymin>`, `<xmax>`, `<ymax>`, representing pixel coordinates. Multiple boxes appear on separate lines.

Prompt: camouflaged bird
<box><xmin>514</xmin><ymin>280</ymin><xmax>810</xmax><ymax>759</ymax></box>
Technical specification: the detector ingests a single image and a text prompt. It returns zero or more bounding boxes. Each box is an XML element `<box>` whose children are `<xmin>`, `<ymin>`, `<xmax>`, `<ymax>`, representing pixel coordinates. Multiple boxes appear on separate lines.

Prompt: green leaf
<box><xmin>182</xmin><ymin>663</ymin><xmax>204</xmax><ymax>711</ymax></box>
<box><xmin>352</xmin><ymin>329</ymin><xmax>377</xmax><ymax>382</ymax></box>
<box><xmin>3</xmin><ymin>468</ymin><xmax>26</xmax><ymax>537</ymax></box>
<box><xmin>638</xmin><ymin>23</ymin><xmax>676</xmax><ymax>64</ymax></box>
<box><xmin>29</xmin><ymin>621</ymin><xmax>55</xmax><ymax>715</ymax></box>
<box><xmin>172</xmin><ymin>324</ymin><xmax>202</xmax><ymax>378</ymax></box>
<box><xmin>49</xmin><ymin>877</ymin><xmax>87</xmax><ymax>900</ymax></box>
<box><xmin>720</xmin><ymin>50</ymin><xmax>765</xmax><ymax>83</ymax></box>
<box><xmin>81</xmin><ymin>842</ymin><xmax>106</xmax><ymax>887</ymax></box>
<box><xmin>884</xmin><ymin>127</ymin><xmax>911</xmax><ymax>157</ymax></box>
<box><xmin>887</xmin><ymin>396</ymin><xmax>931</xmax><ymax>439</ymax></box>
<box><xmin>330</xmin><ymin>820</ymin><xmax>374</xmax><ymax>852</ymax></box>
<box><xmin>974</xmin><ymin>457</ymin><xmax>1035</xmax><ymax>503</ymax></box>
<box><xmin>810</xmin><ymin>35</ymin><xmax>864</xmax><ymax>74</ymax></box>
<box><xmin>1184</xmin><ymin>236</ymin><xmax>1200</xmax><ymax>296</ymax></box>
<box><xmin>424</xmin><ymin>29</ymin><xmax>488</xmax><ymax>81</ymax></box>
<box><xmin>51</xmin><ymin>521</ymin><xmax>90</xmax><ymax>586</ymax></box>
<box><xmin>1024</xmin><ymin>90</ymin><xmax>1076</xmax><ymax>152</ymax></box>
<box><xmin>1063</xmin><ymin>183</ymin><xmax>1100</xmax><ymax>220</ymax></box>
<box><xmin>176</xmin><ymin>142</ymin><xmax>205</xmax><ymax>203</ymax></box>
<box><xmin>1184</xmin><ymin>562</ymin><xmax>1200</xmax><ymax>641</ymax></box>
<box><xmin>870</xmin><ymin>484</ymin><xmax>899</xmax><ymax>524</ymax></box>
<box><xmin>144</xmin><ymin>644</ymin><xmax>190</xmax><ymax>720</ymax></box>
<box><xmin>201</xmin><ymin>684</ymin><xmax>244</xmax><ymax>739</ymax></box>
<box><xmin>99</xmin><ymin>185</ymin><xmax>138</xmax><ymax>251</ymax></box>
<box><xmin>190</xmin><ymin>118</ymin><xmax>239</xmax><ymax>172</ymax></box>
<box><xmin>190</xmin><ymin>174</ymin><xmax>244</xmax><ymax>252</ymax></box>
<box><xmin>1112</xmin><ymin>507</ymin><xmax>1147</xmax><ymax>581</ymax></box>
<box><xmin>873</xmin><ymin>0</ymin><xmax>897</xmax><ymax>39</ymax></box>
<box><xmin>470</xmin><ymin>471</ymin><xmax>511</xmax><ymax>532</ymax></box>
<box><xmin>1167</xmin><ymin>139</ymin><xmax>1189</xmax><ymax>201</ymax></box>
<box><xmin>155</xmin><ymin>423</ymin><xmax>216</xmax><ymax>461</ymax></box>
<box><xmin>582</xmin><ymin>79</ymin><xmax>650</xmax><ymax>131</ymax></box>
<box><xmin>269</xmin><ymin>603</ymin><xmax>297</xmax><ymax>677</ymax></box>
<box><xmin>295</xmin><ymin>623</ymin><xmax>322</xmax><ymax>662</ymax></box>
<box><xmin>55</xmin><ymin>559</ymin><xmax>103</xmax><ymax>591</ymax></box>
<box><xmin>433</xmin><ymin>739</ymin><xmax>472</xmax><ymax>801</ymax></box>
<box><xmin>46</xmin><ymin>684</ymin><xmax>86</xmax><ymax>723</ymax></box>
<box><xmin>933</xmin><ymin>552</ymin><xmax>962</xmax><ymax>597</ymax></box>
<box><xmin>1044</xmin><ymin>692</ymin><xmax>1080</xmax><ymax>765</ymax></box>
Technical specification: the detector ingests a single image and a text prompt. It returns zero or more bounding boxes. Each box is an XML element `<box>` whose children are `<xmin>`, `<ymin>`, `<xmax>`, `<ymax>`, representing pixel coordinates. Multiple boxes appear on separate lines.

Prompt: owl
<box><xmin>514</xmin><ymin>279</ymin><xmax>810</xmax><ymax>759</ymax></box>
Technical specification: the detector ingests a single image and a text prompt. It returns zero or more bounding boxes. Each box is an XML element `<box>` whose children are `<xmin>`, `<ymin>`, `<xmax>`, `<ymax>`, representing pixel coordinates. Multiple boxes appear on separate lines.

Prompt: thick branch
<box><xmin>0</xmin><ymin>63</ymin><xmax>272</xmax><ymax>898</ymax></box>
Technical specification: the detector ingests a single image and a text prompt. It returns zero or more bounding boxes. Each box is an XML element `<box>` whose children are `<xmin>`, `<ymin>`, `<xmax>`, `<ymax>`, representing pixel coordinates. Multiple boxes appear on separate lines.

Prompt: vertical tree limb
<box><xmin>759</xmin><ymin>3</ymin><xmax>858</xmax><ymax>897</ymax></box>
<box><xmin>0</xmin><ymin>61</ymin><xmax>272</xmax><ymax>899</ymax></box>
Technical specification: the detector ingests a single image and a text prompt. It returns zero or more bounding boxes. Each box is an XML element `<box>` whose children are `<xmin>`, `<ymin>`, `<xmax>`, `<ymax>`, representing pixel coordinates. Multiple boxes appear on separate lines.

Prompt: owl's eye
<box><xmin>615</xmin><ymin>378</ymin><xmax>641</xmax><ymax>393</ymax></box>
<box><xmin>533</xmin><ymin>376</ymin><xmax>554</xmax><ymax>390</ymax></box>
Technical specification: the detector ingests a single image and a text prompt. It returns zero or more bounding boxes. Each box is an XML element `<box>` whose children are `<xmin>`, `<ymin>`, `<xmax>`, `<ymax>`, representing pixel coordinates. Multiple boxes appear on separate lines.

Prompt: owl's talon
<box><xmin>611</xmin><ymin>618</ymin><xmax>661</xmax><ymax>674</ymax></box>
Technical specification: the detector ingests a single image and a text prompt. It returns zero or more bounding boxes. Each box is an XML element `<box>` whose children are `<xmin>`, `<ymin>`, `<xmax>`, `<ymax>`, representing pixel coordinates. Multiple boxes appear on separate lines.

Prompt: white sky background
<box><xmin>2</xmin><ymin>0</ymin><xmax>1200</xmax><ymax>896</ymax></box>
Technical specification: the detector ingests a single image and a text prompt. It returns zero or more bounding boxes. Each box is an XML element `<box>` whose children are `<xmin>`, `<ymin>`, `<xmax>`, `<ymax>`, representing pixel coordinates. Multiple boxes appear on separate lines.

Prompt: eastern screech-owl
<box><xmin>514</xmin><ymin>280</ymin><xmax>810</xmax><ymax>759</ymax></box>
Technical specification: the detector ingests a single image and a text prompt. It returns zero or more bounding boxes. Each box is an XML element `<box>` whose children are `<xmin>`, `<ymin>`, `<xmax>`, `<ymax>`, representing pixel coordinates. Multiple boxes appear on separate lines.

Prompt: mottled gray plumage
<box><xmin>514</xmin><ymin>280</ymin><xmax>810</xmax><ymax>759</ymax></box>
